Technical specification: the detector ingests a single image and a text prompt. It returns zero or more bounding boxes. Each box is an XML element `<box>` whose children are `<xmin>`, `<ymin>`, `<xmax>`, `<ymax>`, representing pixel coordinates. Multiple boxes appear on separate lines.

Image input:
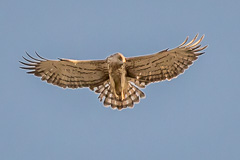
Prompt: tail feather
<box><xmin>94</xmin><ymin>81</ymin><xmax>145</xmax><ymax>110</ymax></box>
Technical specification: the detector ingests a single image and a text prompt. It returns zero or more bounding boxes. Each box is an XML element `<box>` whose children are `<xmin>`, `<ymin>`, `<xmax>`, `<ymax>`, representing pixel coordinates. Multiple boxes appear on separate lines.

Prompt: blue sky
<box><xmin>1</xmin><ymin>0</ymin><xmax>240</xmax><ymax>159</ymax></box>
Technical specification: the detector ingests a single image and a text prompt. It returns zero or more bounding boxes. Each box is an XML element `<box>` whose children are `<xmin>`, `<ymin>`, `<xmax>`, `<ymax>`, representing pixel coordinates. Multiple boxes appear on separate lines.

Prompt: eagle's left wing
<box><xmin>126</xmin><ymin>34</ymin><xmax>207</xmax><ymax>87</ymax></box>
<box><xmin>20</xmin><ymin>53</ymin><xmax>109</xmax><ymax>89</ymax></box>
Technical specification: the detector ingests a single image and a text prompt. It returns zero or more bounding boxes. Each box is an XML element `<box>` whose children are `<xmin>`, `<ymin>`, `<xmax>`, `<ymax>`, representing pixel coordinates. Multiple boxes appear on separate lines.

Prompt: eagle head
<box><xmin>107</xmin><ymin>53</ymin><xmax>126</xmax><ymax>67</ymax></box>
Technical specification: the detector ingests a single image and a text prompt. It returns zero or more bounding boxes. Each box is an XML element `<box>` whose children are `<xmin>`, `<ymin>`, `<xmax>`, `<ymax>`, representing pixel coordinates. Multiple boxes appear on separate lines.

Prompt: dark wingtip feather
<box><xmin>22</xmin><ymin>56</ymin><xmax>37</xmax><ymax>63</ymax></box>
<box><xmin>196</xmin><ymin>52</ymin><xmax>205</xmax><ymax>56</ymax></box>
<box><xmin>19</xmin><ymin>66</ymin><xmax>35</xmax><ymax>70</ymax></box>
<box><xmin>19</xmin><ymin>61</ymin><xmax>36</xmax><ymax>66</ymax></box>
<box><xmin>26</xmin><ymin>52</ymin><xmax>41</xmax><ymax>61</ymax></box>
<box><xmin>35</xmin><ymin>52</ymin><xmax>48</xmax><ymax>60</ymax></box>
<box><xmin>26</xmin><ymin>71</ymin><xmax>36</xmax><ymax>74</ymax></box>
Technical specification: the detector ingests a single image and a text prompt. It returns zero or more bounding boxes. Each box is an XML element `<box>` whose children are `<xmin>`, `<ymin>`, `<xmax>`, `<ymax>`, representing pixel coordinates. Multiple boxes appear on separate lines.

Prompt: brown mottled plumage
<box><xmin>20</xmin><ymin>34</ymin><xmax>207</xmax><ymax>110</ymax></box>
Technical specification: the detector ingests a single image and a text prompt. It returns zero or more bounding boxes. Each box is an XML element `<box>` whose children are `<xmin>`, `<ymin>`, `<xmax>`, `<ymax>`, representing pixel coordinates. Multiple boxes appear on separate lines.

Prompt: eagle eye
<box><xmin>118</xmin><ymin>56</ymin><xmax>123</xmax><ymax>61</ymax></box>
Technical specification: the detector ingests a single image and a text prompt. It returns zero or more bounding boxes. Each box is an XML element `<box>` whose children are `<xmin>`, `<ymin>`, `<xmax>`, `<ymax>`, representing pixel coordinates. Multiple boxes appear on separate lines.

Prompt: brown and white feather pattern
<box><xmin>20</xmin><ymin>34</ymin><xmax>207</xmax><ymax>110</ymax></box>
<box><xmin>92</xmin><ymin>81</ymin><xmax>145</xmax><ymax>110</ymax></box>
<box><xmin>20</xmin><ymin>53</ymin><xmax>109</xmax><ymax>89</ymax></box>
<box><xmin>126</xmin><ymin>34</ymin><xmax>207</xmax><ymax>87</ymax></box>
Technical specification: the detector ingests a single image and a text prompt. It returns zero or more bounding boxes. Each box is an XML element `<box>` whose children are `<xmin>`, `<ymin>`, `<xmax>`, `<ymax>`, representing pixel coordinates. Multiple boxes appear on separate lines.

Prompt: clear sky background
<box><xmin>1</xmin><ymin>0</ymin><xmax>239</xmax><ymax>160</ymax></box>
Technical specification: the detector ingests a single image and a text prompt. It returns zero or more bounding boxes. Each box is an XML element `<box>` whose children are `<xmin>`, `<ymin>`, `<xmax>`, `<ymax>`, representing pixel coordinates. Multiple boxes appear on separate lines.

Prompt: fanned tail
<box><xmin>92</xmin><ymin>81</ymin><xmax>145</xmax><ymax>110</ymax></box>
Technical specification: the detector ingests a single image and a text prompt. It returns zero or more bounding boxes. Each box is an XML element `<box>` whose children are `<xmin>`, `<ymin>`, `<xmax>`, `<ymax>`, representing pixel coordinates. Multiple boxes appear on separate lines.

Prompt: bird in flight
<box><xmin>20</xmin><ymin>34</ymin><xmax>207</xmax><ymax>110</ymax></box>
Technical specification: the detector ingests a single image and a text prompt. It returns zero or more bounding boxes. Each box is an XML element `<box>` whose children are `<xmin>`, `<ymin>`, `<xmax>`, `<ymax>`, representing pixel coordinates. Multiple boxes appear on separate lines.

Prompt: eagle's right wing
<box><xmin>20</xmin><ymin>53</ymin><xmax>109</xmax><ymax>89</ymax></box>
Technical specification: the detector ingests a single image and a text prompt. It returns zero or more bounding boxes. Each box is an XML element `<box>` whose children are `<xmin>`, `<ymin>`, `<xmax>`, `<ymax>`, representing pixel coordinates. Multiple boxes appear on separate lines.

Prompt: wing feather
<box><xmin>126</xmin><ymin>34</ymin><xmax>207</xmax><ymax>87</ymax></box>
<box><xmin>20</xmin><ymin>53</ymin><xmax>109</xmax><ymax>89</ymax></box>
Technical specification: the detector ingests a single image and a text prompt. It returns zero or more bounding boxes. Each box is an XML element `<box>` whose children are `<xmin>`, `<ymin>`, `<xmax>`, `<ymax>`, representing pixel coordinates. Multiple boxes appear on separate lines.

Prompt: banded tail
<box><xmin>92</xmin><ymin>81</ymin><xmax>145</xmax><ymax>110</ymax></box>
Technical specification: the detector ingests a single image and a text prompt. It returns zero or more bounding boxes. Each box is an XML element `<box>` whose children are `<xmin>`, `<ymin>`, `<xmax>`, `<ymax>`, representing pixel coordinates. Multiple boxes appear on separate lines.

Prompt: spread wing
<box><xmin>20</xmin><ymin>53</ymin><xmax>109</xmax><ymax>89</ymax></box>
<box><xmin>126</xmin><ymin>34</ymin><xmax>207</xmax><ymax>87</ymax></box>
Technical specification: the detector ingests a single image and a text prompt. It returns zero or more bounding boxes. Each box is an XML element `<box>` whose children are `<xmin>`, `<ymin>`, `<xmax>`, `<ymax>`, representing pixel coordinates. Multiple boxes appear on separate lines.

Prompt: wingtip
<box><xmin>25</xmin><ymin>52</ymin><xmax>42</xmax><ymax>61</ymax></box>
<box><xmin>25</xmin><ymin>51</ymin><xmax>30</xmax><ymax>57</ymax></box>
<box><xmin>35</xmin><ymin>52</ymin><xmax>48</xmax><ymax>60</ymax></box>
<box><xmin>195</xmin><ymin>33</ymin><xmax>199</xmax><ymax>38</ymax></box>
<box><xmin>197</xmin><ymin>52</ymin><xmax>205</xmax><ymax>56</ymax></box>
<box><xmin>178</xmin><ymin>36</ymin><xmax>189</xmax><ymax>47</ymax></box>
<box><xmin>19</xmin><ymin>66</ymin><xmax>28</xmax><ymax>70</ymax></box>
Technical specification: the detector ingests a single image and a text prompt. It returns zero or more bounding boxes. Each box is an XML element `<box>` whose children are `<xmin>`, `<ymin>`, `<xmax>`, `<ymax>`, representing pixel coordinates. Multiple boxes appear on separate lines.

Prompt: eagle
<box><xmin>20</xmin><ymin>34</ymin><xmax>207</xmax><ymax>110</ymax></box>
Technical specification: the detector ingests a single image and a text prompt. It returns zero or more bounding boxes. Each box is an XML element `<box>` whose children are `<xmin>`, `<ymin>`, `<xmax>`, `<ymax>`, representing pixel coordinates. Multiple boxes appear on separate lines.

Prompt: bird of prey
<box><xmin>20</xmin><ymin>34</ymin><xmax>207</xmax><ymax>110</ymax></box>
